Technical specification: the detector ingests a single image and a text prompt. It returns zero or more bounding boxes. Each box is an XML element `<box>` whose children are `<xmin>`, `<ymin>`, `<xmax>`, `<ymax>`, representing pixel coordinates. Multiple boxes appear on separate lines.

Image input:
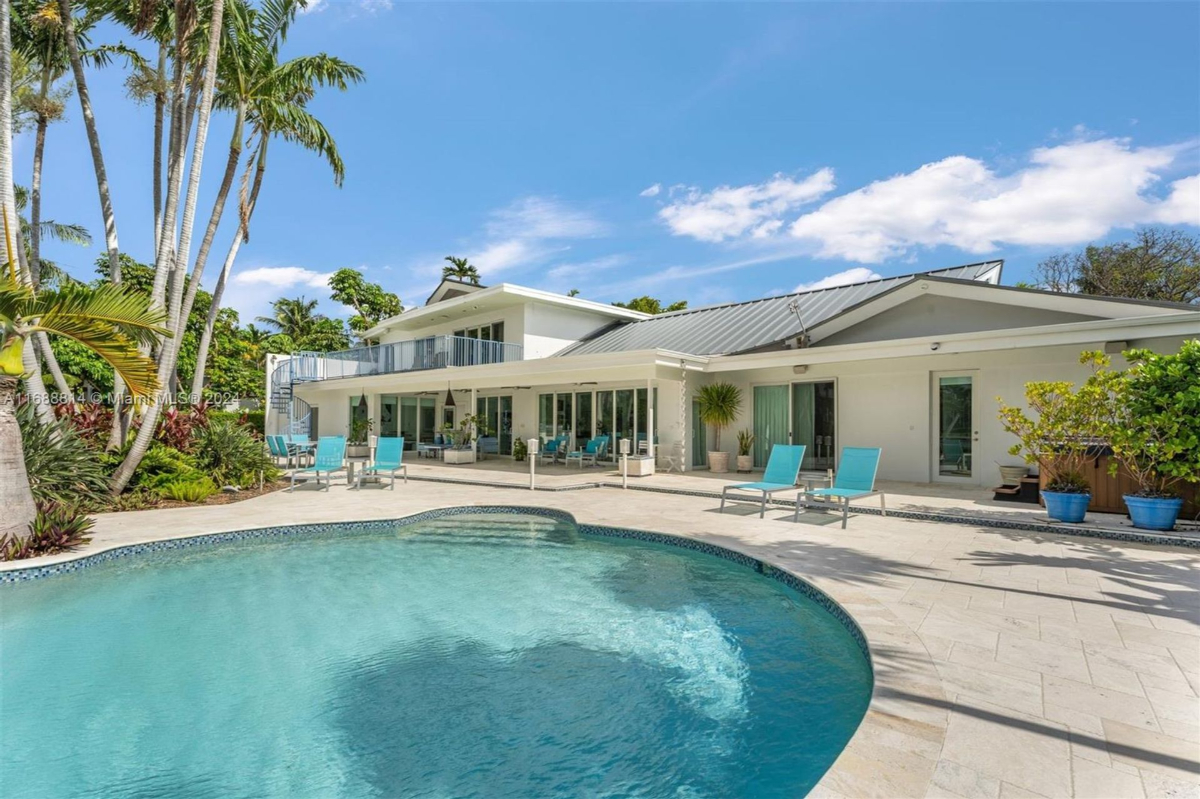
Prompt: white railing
<box><xmin>292</xmin><ymin>335</ymin><xmax>523</xmax><ymax>382</ymax></box>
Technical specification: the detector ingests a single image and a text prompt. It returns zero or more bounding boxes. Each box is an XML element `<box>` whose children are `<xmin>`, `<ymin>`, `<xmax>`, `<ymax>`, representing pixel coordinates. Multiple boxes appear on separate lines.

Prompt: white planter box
<box><xmin>627</xmin><ymin>456</ymin><xmax>655</xmax><ymax>477</ymax></box>
<box><xmin>443</xmin><ymin>449</ymin><xmax>477</xmax><ymax>465</ymax></box>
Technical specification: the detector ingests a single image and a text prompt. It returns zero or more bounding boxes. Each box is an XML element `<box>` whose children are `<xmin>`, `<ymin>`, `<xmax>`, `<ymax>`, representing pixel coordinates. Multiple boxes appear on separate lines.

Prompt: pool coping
<box><xmin>0</xmin><ymin>503</ymin><xmax>944</xmax><ymax>798</ymax></box>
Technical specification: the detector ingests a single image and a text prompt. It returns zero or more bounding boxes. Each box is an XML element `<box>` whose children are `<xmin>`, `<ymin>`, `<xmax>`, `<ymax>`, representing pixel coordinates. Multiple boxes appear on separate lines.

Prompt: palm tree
<box><xmin>189</xmin><ymin>0</ymin><xmax>361</xmax><ymax>397</ymax></box>
<box><xmin>443</xmin><ymin>256</ymin><xmax>481</xmax><ymax>285</ymax></box>
<box><xmin>1</xmin><ymin>277</ymin><xmax>166</xmax><ymax>541</ymax></box>
<box><xmin>256</xmin><ymin>296</ymin><xmax>321</xmax><ymax>341</ymax></box>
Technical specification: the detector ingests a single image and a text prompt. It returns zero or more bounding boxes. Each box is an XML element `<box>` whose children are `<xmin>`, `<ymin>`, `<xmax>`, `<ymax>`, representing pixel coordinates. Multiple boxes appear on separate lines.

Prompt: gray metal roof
<box><xmin>556</xmin><ymin>261</ymin><xmax>1003</xmax><ymax>357</ymax></box>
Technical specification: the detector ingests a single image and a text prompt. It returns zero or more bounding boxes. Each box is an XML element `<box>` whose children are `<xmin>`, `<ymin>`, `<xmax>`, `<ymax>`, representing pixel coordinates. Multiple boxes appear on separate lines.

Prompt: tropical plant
<box><xmin>161</xmin><ymin>476</ymin><xmax>217</xmax><ymax>502</ymax></box>
<box><xmin>53</xmin><ymin>399</ymin><xmax>112</xmax><ymax>446</ymax></box>
<box><xmin>612</xmin><ymin>296</ymin><xmax>688</xmax><ymax>314</ymax></box>
<box><xmin>1</xmin><ymin>278</ymin><xmax>166</xmax><ymax>540</ymax></box>
<box><xmin>736</xmin><ymin>429</ymin><xmax>755</xmax><ymax>457</ymax></box>
<box><xmin>131</xmin><ymin>442</ymin><xmax>202</xmax><ymax>490</ymax></box>
<box><xmin>348</xmin><ymin>415</ymin><xmax>373</xmax><ymax>445</ymax></box>
<box><xmin>696</xmin><ymin>382</ymin><xmax>742</xmax><ymax>453</ymax></box>
<box><xmin>155</xmin><ymin>404</ymin><xmax>198</xmax><ymax>450</ymax></box>
<box><xmin>189</xmin><ymin>1</ymin><xmax>362</xmax><ymax>397</ymax></box>
<box><xmin>329</xmin><ymin>267</ymin><xmax>401</xmax><ymax>339</ymax></box>
<box><xmin>0</xmin><ymin>501</ymin><xmax>93</xmax><ymax>560</ymax></box>
<box><xmin>442</xmin><ymin>256</ymin><xmax>480</xmax><ymax>285</ymax></box>
<box><xmin>17</xmin><ymin>401</ymin><xmax>109</xmax><ymax>505</ymax></box>
<box><xmin>1102</xmin><ymin>341</ymin><xmax>1200</xmax><ymax>497</ymax></box>
<box><xmin>512</xmin><ymin>438</ymin><xmax>527</xmax><ymax>462</ymax></box>
<box><xmin>997</xmin><ymin>352</ymin><xmax>1113</xmax><ymax>493</ymax></box>
<box><xmin>192</xmin><ymin>416</ymin><xmax>277</xmax><ymax>486</ymax></box>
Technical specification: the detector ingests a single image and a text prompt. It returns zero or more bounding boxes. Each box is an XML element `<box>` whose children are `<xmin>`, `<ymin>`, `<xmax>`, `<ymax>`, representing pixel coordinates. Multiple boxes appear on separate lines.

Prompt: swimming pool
<box><xmin>0</xmin><ymin>510</ymin><xmax>872</xmax><ymax>798</ymax></box>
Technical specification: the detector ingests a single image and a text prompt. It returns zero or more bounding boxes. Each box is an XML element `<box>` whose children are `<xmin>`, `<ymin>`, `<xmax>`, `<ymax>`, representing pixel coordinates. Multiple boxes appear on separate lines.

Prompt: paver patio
<box><xmin>4</xmin><ymin>481</ymin><xmax>1198</xmax><ymax>798</ymax></box>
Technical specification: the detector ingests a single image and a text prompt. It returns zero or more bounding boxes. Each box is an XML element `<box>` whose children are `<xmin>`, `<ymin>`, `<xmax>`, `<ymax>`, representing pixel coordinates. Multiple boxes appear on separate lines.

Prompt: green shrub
<box><xmin>17</xmin><ymin>403</ymin><xmax>111</xmax><ymax>506</ymax></box>
<box><xmin>132</xmin><ymin>443</ymin><xmax>203</xmax><ymax>489</ymax></box>
<box><xmin>192</xmin><ymin>418</ymin><xmax>279</xmax><ymax>486</ymax></box>
<box><xmin>161</xmin><ymin>477</ymin><xmax>218</xmax><ymax>503</ymax></box>
<box><xmin>242</xmin><ymin>410</ymin><xmax>265</xmax><ymax>437</ymax></box>
<box><xmin>1</xmin><ymin>503</ymin><xmax>95</xmax><ymax>561</ymax></box>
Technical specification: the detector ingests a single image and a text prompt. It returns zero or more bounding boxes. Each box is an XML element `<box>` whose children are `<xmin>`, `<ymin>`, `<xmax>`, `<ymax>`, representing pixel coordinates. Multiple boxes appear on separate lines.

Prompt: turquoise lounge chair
<box><xmin>540</xmin><ymin>435</ymin><xmax>568</xmax><ymax>465</ymax></box>
<box><xmin>795</xmin><ymin>447</ymin><xmax>886</xmax><ymax>528</ymax></box>
<box><xmin>720</xmin><ymin>444</ymin><xmax>806</xmax><ymax>518</ymax></box>
<box><xmin>289</xmin><ymin>436</ymin><xmax>346</xmax><ymax>491</ymax></box>
<box><xmin>355</xmin><ymin>436</ymin><xmax>406</xmax><ymax>490</ymax></box>
<box><xmin>565</xmin><ymin>437</ymin><xmax>604</xmax><ymax>468</ymax></box>
<box><xmin>266</xmin><ymin>435</ymin><xmax>289</xmax><ymax>467</ymax></box>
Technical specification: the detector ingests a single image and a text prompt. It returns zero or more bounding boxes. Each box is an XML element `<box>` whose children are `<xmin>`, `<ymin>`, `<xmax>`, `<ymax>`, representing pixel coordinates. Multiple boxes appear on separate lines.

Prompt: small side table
<box><xmin>345</xmin><ymin>456</ymin><xmax>371</xmax><ymax>485</ymax></box>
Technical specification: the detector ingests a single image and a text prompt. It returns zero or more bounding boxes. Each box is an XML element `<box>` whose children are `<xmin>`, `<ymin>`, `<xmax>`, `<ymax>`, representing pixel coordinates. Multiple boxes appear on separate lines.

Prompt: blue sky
<box><xmin>20</xmin><ymin>1</ymin><xmax>1200</xmax><ymax>323</ymax></box>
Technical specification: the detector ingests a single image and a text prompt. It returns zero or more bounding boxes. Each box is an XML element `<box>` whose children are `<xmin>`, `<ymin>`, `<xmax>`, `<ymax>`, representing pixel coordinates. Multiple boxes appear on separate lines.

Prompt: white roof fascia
<box><xmin>362</xmin><ymin>284</ymin><xmax>648</xmax><ymax>339</ymax></box>
<box><xmin>706</xmin><ymin>312</ymin><xmax>1200</xmax><ymax>372</ymax></box>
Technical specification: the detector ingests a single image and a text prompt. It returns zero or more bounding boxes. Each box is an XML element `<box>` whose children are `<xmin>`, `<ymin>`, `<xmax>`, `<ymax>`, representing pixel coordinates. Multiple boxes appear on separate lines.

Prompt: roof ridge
<box><xmin>636</xmin><ymin>260</ymin><xmax>1002</xmax><ymax>322</ymax></box>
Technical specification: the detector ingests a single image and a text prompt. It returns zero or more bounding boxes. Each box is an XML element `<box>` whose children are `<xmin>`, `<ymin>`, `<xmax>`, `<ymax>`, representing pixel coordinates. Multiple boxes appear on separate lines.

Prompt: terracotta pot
<box><xmin>708</xmin><ymin>451</ymin><xmax>730</xmax><ymax>473</ymax></box>
<box><xmin>736</xmin><ymin>455</ymin><xmax>753</xmax><ymax>472</ymax></box>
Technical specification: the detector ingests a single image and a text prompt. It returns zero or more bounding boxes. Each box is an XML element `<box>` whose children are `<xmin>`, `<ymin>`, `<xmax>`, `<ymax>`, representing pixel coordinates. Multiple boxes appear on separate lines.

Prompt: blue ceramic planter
<box><xmin>1124</xmin><ymin>495</ymin><xmax>1184</xmax><ymax>532</ymax></box>
<box><xmin>1042</xmin><ymin>491</ymin><xmax>1090</xmax><ymax>523</ymax></box>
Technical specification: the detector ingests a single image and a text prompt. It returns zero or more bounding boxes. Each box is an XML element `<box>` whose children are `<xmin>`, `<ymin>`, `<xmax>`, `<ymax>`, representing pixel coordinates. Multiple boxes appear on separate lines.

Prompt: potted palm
<box><xmin>1105</xmin><ymin>343</ymin><xmax>1200</xmax><ymax>531</ymax></box>
<box><xmin>736</xmin><ymin>429</ymin><xmax>755</xmax><ymax>473</ymax></box>
<box><xmin>696</xmin><ymin>382</ymin><xmax>742</xmax><ymax>473</ymax></box>
<box><xmin>347</xmin><ymin>417</ymin><xmax>373</xmax><ymax>458</ymax></box>
<box><xmin>998</xmin><ymin>352</ymin><xmax>1111</xmax><ymax>523</ymax></box>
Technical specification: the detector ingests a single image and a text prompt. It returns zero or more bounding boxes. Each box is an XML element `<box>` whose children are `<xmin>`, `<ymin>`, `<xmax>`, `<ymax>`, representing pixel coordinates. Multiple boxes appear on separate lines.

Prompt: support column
<box><xmin>646</xmin><ymin>376</ymin><xmax>655</xmax><ymax>460</ymax></box>
<box><xmin>470</xmin><ymin>387</ymin><xmax>477</xmax><ymax>458</ymax></box>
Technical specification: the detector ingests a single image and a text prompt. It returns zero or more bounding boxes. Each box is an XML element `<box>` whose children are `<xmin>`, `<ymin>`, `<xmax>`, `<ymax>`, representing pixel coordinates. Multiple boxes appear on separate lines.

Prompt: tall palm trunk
<box><xmin>58</xmin><ymin>0</ymin><xmax>127</xmax><ymax>448</ymax></box>
<box><xmin>29</xmin><ymin>67</ymin><xmax>74</xmax><ymax>403</ymax></box>
<box><xmin>191</xmin><ymin>137</ymin><xmax>266</xmax><ymax>398</ymax></box>
<box><xmin>111</xmin><ymin>0</ymin><xmax>227</xmax><ymax>494</ymax></box>
<box><xmin>0</xmin><ymin>375</ymin><xmax>38</xmax><ymax>543</ymax></box>
<box><xmin>152</xmin><ymin>43</ymin><xmax>165</xmax><ymax>253</ymax></box>
<box><xmin>0</xmin><ymin>0</ymin><xmax>39</xmax><ymax>539</ymax></box>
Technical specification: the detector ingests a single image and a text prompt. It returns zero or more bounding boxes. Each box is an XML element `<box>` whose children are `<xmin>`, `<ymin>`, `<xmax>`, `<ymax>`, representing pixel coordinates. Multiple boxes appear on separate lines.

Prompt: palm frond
<box><xmin>254</xmin><ymin>101</ymin><xmax>344</xmax><ymax>184</ymax></box>
<box><xmin>25</xmin><ymin>283</ymin><xmax>169</xmax><ymax>348</ymax></box>
<box><xmin>37</xmin><ymin>220</ymin><xmax>92</xmax><ymax>246</ymax></box>
<box><xmin>33</xmin><ymin>320</ymin><xmax>161</xmax><ymax>398</ymax></box>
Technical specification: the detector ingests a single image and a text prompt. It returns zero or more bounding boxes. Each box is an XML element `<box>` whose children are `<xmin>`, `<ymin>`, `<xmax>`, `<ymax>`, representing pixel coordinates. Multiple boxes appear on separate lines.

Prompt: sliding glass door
<box><xmin>752</xmin><ymin>385</ymin><xmax>789</xmax><ymax>468</ymax></box>
<box><xmin>574</xmin><ymin>392</ymin><xmax>592</xmax><ymax>446</ymax></box>
<box><xmin>475</xmin><ymin>395</ymin><xmax>514</xmax><ymax>456</ymax></box>
<box><xmin>792</xmin><ymin>381</ymin><xmax>836</xmax><ymax>470</ymax></box>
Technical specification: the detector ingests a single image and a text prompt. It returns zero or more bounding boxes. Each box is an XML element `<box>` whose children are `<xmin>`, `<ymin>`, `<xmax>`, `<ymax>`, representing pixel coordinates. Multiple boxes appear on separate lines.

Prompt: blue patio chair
<box><xmin>356</xmin><ymin>436</ymin><xmax>407</xmax><ymax>490</ymax></box>
<box><xmin>565</xmin><ymin>437</ymin><xmax>604</xmax><ymax>468</ymax></box>
<box><xmin>720</xmin><ymin>444</ymin><xmax>806</xmax><ymax>518</ymax></box>
<box><xmin>540</xmin><ymin>435</ymin><xmax>568</xmax><ymax>465</ymax></box>
<box><xmin>266</xmin><ymin>435</ymin><xmax>289</xmax><ymax>467</ymax></box>
<box><xmin>289</xmin><ymin>436</ymin><xmax>346</xmax><ymax>492</ymax></box>
<box><xmin>794</xmin><ymin>447</ymin><xmax>886</xmax><ymax>528</ymax></box>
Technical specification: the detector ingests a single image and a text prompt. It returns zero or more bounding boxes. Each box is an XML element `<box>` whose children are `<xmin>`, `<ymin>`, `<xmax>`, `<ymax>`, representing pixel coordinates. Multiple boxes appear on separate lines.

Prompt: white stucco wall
<box><xmin>694</xmin><ymin>334</ymin><xmax>1190</xmax><ymax>485</ymax></box>
<box><xmin>522</xmin><ymin>304</ymin><xmax>619</xmax><ymax>359</ymax></box>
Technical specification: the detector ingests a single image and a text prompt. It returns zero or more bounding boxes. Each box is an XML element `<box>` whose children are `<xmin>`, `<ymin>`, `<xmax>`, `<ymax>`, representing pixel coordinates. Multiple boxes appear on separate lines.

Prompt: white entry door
<box><xmin>932</xmin><ymin>371</ymin><xmax>980</xmax><ymax>483</ymax></box>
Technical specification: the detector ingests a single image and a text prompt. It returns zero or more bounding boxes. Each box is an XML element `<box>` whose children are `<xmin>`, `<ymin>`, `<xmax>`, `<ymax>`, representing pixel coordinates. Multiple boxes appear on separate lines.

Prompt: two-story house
<box><xmin>265</xmin><ymin>262</ymin><xmax>1199</xmax><ymax>485</ymax></box>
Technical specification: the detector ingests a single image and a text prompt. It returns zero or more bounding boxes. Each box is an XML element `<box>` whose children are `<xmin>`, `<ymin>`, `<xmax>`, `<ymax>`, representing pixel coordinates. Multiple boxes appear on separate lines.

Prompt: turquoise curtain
<box><xmin>752</xmin><ymin>385</ymin><xmax>789</xmax><ymax>468</ymax></box>
<box><xmin>791</xmin><ymin>383</ymin><xmax>816</xmax><ymax>469</ymax></box>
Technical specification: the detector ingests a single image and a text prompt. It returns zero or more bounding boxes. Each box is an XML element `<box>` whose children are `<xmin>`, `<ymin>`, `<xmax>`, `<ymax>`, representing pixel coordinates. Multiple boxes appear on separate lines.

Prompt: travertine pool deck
<box><xmin>4</xmin><ymin>483</ymin><xmax>1198</xmax><ymax>798</ymax></box>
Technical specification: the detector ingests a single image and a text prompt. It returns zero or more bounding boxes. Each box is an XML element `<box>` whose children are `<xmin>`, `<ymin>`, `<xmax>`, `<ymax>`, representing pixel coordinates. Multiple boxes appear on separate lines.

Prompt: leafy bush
<box><xmin>1</xmin><ymin>503</ymin><xmax>95</xmax><ymax>561</ymax></box>
<box><xmin>1105</xmin><ymin>341</ymin><xmax>1200</xmax><ymax>497</ymax></box>
<box><xmin>155</xmin><ymin>405</ymin><xmax>199</xmax><ymax>451</ymax></box>
<box><xmin>131</xmin><ymin>443</ymin><xmax>203</xmax><ymax>490</ymax></box>
<box><xmin>53</xmin><ymin>402</ymin><xmax>114</xmax><ymax>449</ymax></box>
<box><xmin>161</xmin><ymin>477</ymin><xmax>218</xmax><ymax>503</ymax></box>
<box><xmin>18</xmin><ymin>403</ymin><xmax>111</xmax><ymax>506</ymax></box>
<box><xmin>192</xmin><ymin>417</ymin><xmax>279</xmax><ymax>486</ymax></box>
<box><xmin>242</xmin><ymin>410</ymin><xmax>265</xmax><ymax>437</ymax></box>
<box><xmin>997</xmin><ymin>352</ymin><xmax>1111</xmax><ymax>493</ymax></box>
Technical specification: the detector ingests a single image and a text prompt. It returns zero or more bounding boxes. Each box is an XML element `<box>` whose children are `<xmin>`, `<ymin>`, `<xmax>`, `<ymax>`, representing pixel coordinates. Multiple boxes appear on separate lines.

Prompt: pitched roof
<box><xmin>556</xmin><ymin>261</ymin><xmax>1004</xmax><ymax>357</ymax></box>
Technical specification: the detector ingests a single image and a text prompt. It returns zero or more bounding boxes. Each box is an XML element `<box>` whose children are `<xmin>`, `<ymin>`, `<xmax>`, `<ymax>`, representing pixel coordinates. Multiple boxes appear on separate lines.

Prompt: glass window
<box><xmin>636</xmin><ymin>388</ymin><xmax>648</xmax><ymax>453</ymax></box>
<box><xmin>792</xmin><ymin>381</ymin><xmax>836</xmax><ymax>470</ymax></box>
<box><xmin>380</xmin><ymin>395</ymin><xmax>398</xmax><ymax>438</ymax></box>
<box><xmin>399</xmin><ymin>397</ymin><xmax>418</xmax><ymax>449</ymax></box>
<box><xmin>453</xmin><ymin>329</ymin><xmax>465</xmax><ymax>338</ymax></box>
<box><xmin>938</xmin><ymin>376</ymin><xmax>973</xmax><ymax>477</ymax></box>
<box><xmin>555</xmin><ymin>394</ymin><xmax>572</xmax><ymax>441</ymax></box>
<box><xmin>615</xmin><ymin>389</ymin><xmax>634</xmax><ymax>459</ymax></box>
<box><xmin>574</xmin><ymin>392</ymin><xmax>592</xmax><ymax>446</ymax></box>
<box><xmin>442</xmin><ymin>406</ymin><xmax>454</xmax><ymax>430</ymax></box>
<box><xmin>492</xmin><ymin>322</ymin><xmax>505</xmax><ymax>343</ymax></box>
<box><xmin>597</xmin><ymin>391</ymin><xmax>613</xmax><ymax>447</ymax></box>
<box><xmin>419</xmin><ymin>397</ymin><xmax>436</xmax><ymax>444</ymax></box>
<box><xmin>538</xmin><ymin>394</ymin><xmax>554</xmax><ymax>441</ymax></box>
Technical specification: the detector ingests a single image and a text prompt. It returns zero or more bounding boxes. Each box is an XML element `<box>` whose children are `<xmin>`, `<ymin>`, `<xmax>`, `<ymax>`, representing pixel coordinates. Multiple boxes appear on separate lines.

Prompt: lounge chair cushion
<box><xmin>728</xmin><ymin>481</ymin><xmax>794</xmax><ymax>492</ymax></box>
<box><xmin>807</xmin><ymin>486</ymin><xmax>877</xmax><ymax>500</ymax></box>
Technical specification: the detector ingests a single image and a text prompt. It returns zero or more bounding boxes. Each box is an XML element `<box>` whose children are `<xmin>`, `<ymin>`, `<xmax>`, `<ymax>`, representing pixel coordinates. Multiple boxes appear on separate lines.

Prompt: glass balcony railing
<box><xmin>288</xmin><ymin>335</ymin><xmax>523</xmax><ymax>382</ymax></box>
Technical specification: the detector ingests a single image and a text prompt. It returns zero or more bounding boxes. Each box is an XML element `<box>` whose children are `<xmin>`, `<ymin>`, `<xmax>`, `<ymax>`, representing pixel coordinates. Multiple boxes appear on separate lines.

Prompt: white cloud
<box><xmin>639</xmin><ymin>183</ymin><xmax>662</xmax><ymax>198</ymax></box>
<box><xmin>658</xmin><ymin>169</ymin><xmax>836</xmax><ymax>243</ymax></box>
<box><xmin>794</xmin><ymin>267</ymin><xmax>882</xmax><ymax>293</ymax></box>
<box><xmin>789</xmin><ymin>138</ymin><xmax>1198</xmax><ymax>263</ymax></box>
<box><xmin>469</xmin><ymin>196</ymin><xmax>606</xmax><ymax>274</ymax></box>
<box><xmin>232</xmin><ymin>265</ymin><xmax>333</xmax><ymax>290</ymax></box>
<box><xmin>546</xmin><ymin>254</ymin><xmax>629</xmax><ymax>281</ymax></box>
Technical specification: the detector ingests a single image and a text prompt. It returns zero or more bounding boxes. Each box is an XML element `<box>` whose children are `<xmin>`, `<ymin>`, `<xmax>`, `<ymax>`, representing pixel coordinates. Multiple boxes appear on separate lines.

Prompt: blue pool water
<box><xmin>0</xmin><ymin>513</ymin><xmax>871</xmax><ymax>798</ymax></box>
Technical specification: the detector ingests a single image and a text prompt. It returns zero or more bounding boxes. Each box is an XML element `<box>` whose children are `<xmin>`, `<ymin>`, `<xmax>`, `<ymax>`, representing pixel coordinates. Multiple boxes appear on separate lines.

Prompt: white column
<box><xmin>646</xmin><ymin>377</ymin><xmax>655</xmax><ymax>460</ymax></box>
<box><xmin>470</xmin><ymin>387</ymin><xmax>477</xmax><ymax>458</ymax></box>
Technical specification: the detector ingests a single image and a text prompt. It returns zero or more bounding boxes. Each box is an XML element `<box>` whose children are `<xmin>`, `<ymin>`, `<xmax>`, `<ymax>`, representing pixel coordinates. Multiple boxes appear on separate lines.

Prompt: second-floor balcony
<box><xmin>289</xmin><ymin>334</ymin><xmax>524</xmax><ymax>382</ymax></box>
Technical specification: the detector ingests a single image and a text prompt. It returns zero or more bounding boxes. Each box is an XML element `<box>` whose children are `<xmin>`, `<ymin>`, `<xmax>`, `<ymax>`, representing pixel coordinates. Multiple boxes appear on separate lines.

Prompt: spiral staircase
<box><xmin>268</xmin><ymin>352</ymin><xmax>318</xmax><ymax>435</ymax></box>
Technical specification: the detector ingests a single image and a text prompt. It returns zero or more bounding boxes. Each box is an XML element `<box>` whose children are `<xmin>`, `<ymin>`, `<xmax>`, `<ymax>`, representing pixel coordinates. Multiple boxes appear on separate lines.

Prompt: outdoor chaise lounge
<box><xmin>266</xmin><ymin>435</ymin><xmax>290</xmax><ymax>468</ymax></box>
<box><xmin>289</xmin><ymin>436</ymin><xmax>346</xmax><ymax>492</ymax></box>
<box><xmin>720</xmin><ymin>444</ymin><xmax>806</xmax><ymax>518</ymax></box>
<box><xmin>794</xmin><ymin>446</ymin><xmax>886</xmax><ymax>528</ymax></box>
<box><xmin>355</xmin><ymin>436</ymin><xmax>407</xmax><ymax>490</ymax></box>
<box><xmin>565</xmin><ymin>436</ymin><xmax>607</xmax><ymax>467</ymax></box>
